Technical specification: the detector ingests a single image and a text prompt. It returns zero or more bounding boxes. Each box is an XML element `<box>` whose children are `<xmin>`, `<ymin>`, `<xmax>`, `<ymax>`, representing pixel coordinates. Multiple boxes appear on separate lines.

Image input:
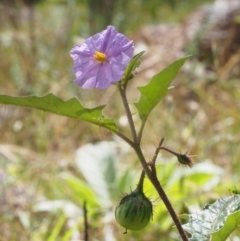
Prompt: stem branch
<box><xmin>158</xmin><ymin>146</ymin><xmax>179</xmax><ymax>156</ymax></box>
<box><xmin>133</xmin><ymin>146</ymin><xmax>189</xmax><ymax>241</ymax></box>
<box><xmin>137</xmin><ymin>117</ymin><xmax>147</xmax><ymax>144</ymax></box>
<box><xmin>137</xmin><ymin>169</ymin><xmax>145</xmax><ymax>193</ymax></box>
<box><xmin>117</xmin><ymin>84</ymin><xmax>138</xmax><ymax>144</ymax></box>
<box><xmin>110</xmin><ymin>129</ymin><xmax>134</xmax><ymax>147</ymax></box>
<box><xmin>152</xmin><ymin>138</ymin><xmax>165</xmax><ymax>164</ymax></box>
<box><xmin>117</xmin><ymin>83</ymin><xmax>188</xmax><ymax>240</ymax></box>
<box><xmin>148</xmin><ymin>164</ymin><xmax>189</xmax><ymax>241</ymax></box>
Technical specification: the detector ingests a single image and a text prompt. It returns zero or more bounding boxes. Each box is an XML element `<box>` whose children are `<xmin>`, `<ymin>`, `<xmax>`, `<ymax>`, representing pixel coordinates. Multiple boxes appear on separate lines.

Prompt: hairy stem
<box><xmin>137</xmin><ymin>117</ymin><xmax>147</xmax><ymax>144</ymax></box>
<box><xmin>150</xmin><ymin>163</ymin><xmax>189</xmax><ymax>241</ymax></box>
<box><xmin>117</xmin><ymin>83</ymin><xmax>188</xmax><ymax>240</ymax></box>
<box><xmin>117</xmin><ymin>84</ymin><xmax>138</xmax><ymax>144</ymax></box>
<box><xmin>133</xmin><ymin>146</ymin><xmax>189</xmax><ymax>241</ymax></box>
<box><xmin>152</xmin><ymin>138</ymin><xmax>165</xmax><ymax>164</ymax></box>
<box><xmin>137</xmin><ymin>170</ymin><xmax>145</xmax><ymax>193</ymax></box>
<box><xmin>158</xmin><ymin>146</ymin><xmax>179</xmax><ymax>156</ymax></box>
<box><xmin>133</xmin><ymin>145</ymin><xmax>154</xmax><ymax>182</ymax></box>
<box><xmin>110</xmin><ymin>129</ymin><xmax>134</xmax><ymax>147</ymax></box>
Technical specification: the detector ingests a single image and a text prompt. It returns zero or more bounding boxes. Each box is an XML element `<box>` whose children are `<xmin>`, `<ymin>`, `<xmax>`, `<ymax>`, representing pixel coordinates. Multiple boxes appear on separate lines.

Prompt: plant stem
<box><xmin>83</xmin><ymin>201</ymin><xmax>89</xmax><ymax>241</ymax></box>
<box><xmin>152</xmin><ymin>138</ymin><xmax>165</xmax><ymax>164</ymax></box>
<box><xmin>149</xmin><ymin>163</ymin><xmax>189</xmax><ymax>241</ymax></box>
<box><xmin>110</xmin><ymin>129</ymin><xmax>134</xmax><ymax>147</ymax></box>
<box><xmin>117</xmin><ymin>84</ymin><xmax>138</xmax><ymax>144</ymax></box>
<box><xmin>158</xmin><ymin>146</ymin><xmax>179</xmax><ymax>156</ymax></box>
<box><xmin>134</xmin><ymin>146</ymin><xmax>189</xmax><ymax>240</ymax></box>
<box><xmin>137</xmin><ymin>170</ymin><xmax>145</xmax><ymax>193</ymax></box>
<box><xmin>133</xmin><ymin>145</ymin><xmax>154</xmax><ymax>182</ymax></box>
<box><xmin>117</xmin><ymin>83</ymin><xmax>189</xmax><ymax>240</ymax></box>
<box><xmin>137</xmin><ymin>117</ymin><xmax>147</xmax><ymax>144</ymax></box>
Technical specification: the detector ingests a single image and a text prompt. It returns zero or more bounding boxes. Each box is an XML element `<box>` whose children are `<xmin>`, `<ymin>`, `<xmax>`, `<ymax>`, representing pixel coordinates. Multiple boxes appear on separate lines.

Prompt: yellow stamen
<box><xmin>94</xmin><ymin>51</ymin><xmax>107</xmax><ymax>62</ymax></box>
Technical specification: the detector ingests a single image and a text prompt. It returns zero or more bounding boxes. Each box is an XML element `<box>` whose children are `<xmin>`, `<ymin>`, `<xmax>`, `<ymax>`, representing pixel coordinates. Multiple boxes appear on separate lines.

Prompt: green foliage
<box><xmin>0</xmin><ymin>94</ymin><xmax>118</xmax><ymax>131</ymax></box>
<box><xmin>81</xmin><ymin>0</ymin><xmax>215</xmax><ymax>33</ymax></box>
<box><xmin>74</xmin><ymin>141</ymin><xmax>120</xmax><ymax>205</ymax></box>
<box><xmin>134</xmin><ymin>56</ymin><xmax>190</xmax><ymax>121</ymax></box>
<box><xmin>212</xmin><ymin>210</ymin><xmax>240</xmax><ymax>241</ymax></box>
<box><xmin>46</xmin><ymin>214</ymin><xmax>66</xmax><ymax>241</ymax></box>
<box><xmin>182</xmin><ymin>195</ymin><xmax>240</xmax><ymax>241</ymax></box>
<box><xmin>0</xmin><ymin>54</ymin><xmax>190</xmax><ymax>137</ymax></box>
<box><xmin>61</xmin><ymin>175</ymin><xmax>99</xmax><ymax>208</ymax></box>
<box><xmin>143</xmin><ymin>160</ymin><xmax>225</xmax><ymax>231</ymax></box>
<box><xmin>122</xmin><ymin>51</ymin><xmax>145</xmax><ymax>87</ymax></box>
<box><xmin>0</xmin><ymin>0</ymin><xmax>239</xmax><ymax>240</ymax></box>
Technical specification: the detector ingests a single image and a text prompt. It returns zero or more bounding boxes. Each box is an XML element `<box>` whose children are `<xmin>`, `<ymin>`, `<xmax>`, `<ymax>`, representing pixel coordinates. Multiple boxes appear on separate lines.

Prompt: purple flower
<box><xmin>70</xmin><ymin>26</ymin><xmax>134</xmax><ymax>89</ymax></box>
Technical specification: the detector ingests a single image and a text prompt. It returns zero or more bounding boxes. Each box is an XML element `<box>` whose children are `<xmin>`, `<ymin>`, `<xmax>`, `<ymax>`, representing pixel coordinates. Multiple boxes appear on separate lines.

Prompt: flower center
<box><xmin>94</xmin><ymin>51</ymin><xmax>107</xmax><ymax>63</ymax></box>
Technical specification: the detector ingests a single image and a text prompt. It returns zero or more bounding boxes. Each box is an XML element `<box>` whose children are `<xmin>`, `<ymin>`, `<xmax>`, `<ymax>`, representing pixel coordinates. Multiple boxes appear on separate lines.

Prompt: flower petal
<box><xmin>95</xmin><ymin>63</ymin><xmax>118</xmax><ymax>89</ymax></box>
<box><xmin>74</xmin><ymin>61</ymin><xmax>100</xmax><ymax>89</ymax></box>
<box><xmin>70</xmin><ymin>25</ymin><xmax>134</xmax><ymax>89</ymax></box>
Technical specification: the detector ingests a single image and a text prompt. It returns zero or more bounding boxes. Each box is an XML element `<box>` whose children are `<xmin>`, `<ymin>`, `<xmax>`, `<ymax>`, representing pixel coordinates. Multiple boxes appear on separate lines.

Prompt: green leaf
<box><xmin>75</xmin><ymin>141</ymin><xmax>119</xmax><ymax>204</ymax></box>
<box><xmin>0</xmin><ymin>93</ymin><xmax>118</xmax><ymax>131</ymax></box>
<box><xmin>62</xmin><ymin>174</ymin><xmax>99</xmax><ymax>208</ymax></box>
<box><xmin>212</xmin><ymin>210</ymin><xmax>240</xmax><ymax>241</ymax></box>
<box><xmin>47</xmin><ymin>214</ymin><xmax>66</xmax><ymax>241</ymax></box>
<box><xmin>182</xmin><ymin>195</ymin><xmax>240</xmax><ymax>241</ymax></box>
<box><xmin>122</xmin><ymin>51</ymin><xmax>145</xmax><ymax>87</ymax></box>
<box><xmin>134</xmin><ymin>56</ymin><xmax>190</xmax><ymax>120</ymax></box>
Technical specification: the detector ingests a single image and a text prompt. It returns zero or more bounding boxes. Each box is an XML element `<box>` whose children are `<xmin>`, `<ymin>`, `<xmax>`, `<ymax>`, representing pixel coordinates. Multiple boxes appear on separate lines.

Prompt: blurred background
<box><xmin>0</xmin><ymin>0</ymin><xmax>240</xmax><ymax>240</ymax></box>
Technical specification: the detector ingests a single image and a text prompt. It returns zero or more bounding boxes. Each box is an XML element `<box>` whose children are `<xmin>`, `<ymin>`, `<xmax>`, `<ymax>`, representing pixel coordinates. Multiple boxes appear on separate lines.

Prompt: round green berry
<box><xmin>115</xmin><ymin>187</ymin><xmax>153</xmax><ymax>232</ymax></box>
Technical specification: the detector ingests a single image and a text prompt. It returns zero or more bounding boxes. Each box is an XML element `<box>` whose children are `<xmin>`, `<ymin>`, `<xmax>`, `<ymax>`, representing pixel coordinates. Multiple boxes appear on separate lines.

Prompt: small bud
<box><xmin>176</xmin><ymin>152</ymin><xmax>194</xmax><ymax>167</ymax></box>
<box><xmin>115</xmin><ymin>186</ymin><xmax>153</xmax><ymax>233</ymax></box>
<box><xmin>158</xmin><ymin>146</ymin><xmax>194</xmax><ymax>168</ymax></box>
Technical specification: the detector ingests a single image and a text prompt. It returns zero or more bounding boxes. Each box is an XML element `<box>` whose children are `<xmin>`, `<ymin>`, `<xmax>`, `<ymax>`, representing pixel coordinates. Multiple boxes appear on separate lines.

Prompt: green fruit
<box><xmin>115</xmin><ymin>186</ymin><xmax>153</xmax><ymax>232</ymax></box>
